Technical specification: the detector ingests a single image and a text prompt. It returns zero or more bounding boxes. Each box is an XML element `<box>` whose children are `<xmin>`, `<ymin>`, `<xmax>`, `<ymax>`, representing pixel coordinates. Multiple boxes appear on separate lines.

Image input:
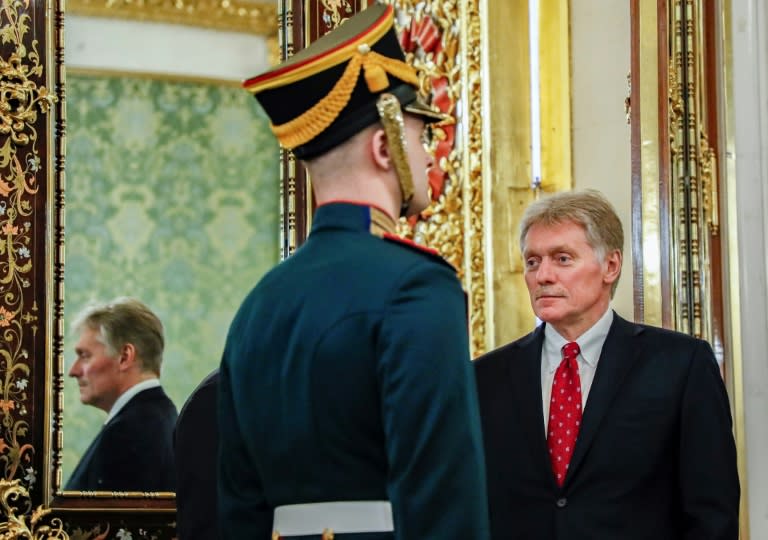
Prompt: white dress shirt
<box><xmin>541</xmin><ymin>308</ymin><xmax>613</xmax><ymax>433</ymax></box>
<box><xmin>104</xmin><ymin>378</ymin><xmax>161</xmax><ymax>424</ymax></box>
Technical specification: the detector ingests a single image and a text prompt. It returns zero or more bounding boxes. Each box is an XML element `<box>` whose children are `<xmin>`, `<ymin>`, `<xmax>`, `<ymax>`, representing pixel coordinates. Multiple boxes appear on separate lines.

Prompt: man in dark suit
<box><xmin>175</xmin><ymin>369</ymin><xmax>219</xmax><ymax>540</ymax></box>
<box><xmin>66</xmin><ymin>297</ymin><xmax>177</xmax><ymax>492</ymax></box>
<box><xmin>218</xmin><ymin>3</ymin><xmax>489</xmax><ymax>539</ymax></box>
<box><xmin>474</xmin><ymin>189</ymin><xmax>739</xmax><ymax>540</ymax></box>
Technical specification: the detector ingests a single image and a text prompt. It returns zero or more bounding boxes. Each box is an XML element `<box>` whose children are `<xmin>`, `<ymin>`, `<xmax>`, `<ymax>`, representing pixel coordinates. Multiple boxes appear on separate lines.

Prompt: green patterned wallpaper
<box><xmin>62</xmin><ymin>73</ymin><xmax>279</xmax><ymax>485</ymax></box>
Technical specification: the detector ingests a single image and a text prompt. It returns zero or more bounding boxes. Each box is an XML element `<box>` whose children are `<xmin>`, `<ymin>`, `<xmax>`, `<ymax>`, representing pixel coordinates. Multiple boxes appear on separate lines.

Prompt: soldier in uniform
<box><xmin>174</xmin><ymin>369</ymin><xmax>219</xmax><ymax>540</ymax></box>
<box><xmin>218</xmin><ymin>2</ymin><xmax>490</xmax><ymax>539</ymax></box>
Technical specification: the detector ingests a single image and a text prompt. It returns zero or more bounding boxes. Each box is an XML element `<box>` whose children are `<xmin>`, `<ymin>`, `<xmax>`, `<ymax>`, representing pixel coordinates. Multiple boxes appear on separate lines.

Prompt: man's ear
<box><xmin>117</xmin><ymin>343</ymin><xmax>137</xmax><ymax>372</ymax></box>
<box><xmin>370</xmin><ymin>127</ymin><xmax>391</xmax><ymax>172</ymax></box>
<box><xmin>603</xmin><ymin>249</ymin><xmax>622</xmax><ymax>285</ymax></box>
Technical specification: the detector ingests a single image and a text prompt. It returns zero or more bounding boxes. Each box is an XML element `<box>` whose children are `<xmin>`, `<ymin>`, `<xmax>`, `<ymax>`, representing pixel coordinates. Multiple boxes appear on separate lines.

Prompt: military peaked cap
<box><xmin>243</xmin><ymin>2</ymin><xmax>443</xmax><ymax>159</ymax></box>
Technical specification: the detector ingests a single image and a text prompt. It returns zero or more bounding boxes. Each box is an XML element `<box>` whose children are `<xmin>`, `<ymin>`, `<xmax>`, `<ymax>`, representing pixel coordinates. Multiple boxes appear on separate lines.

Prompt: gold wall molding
<box><xmin>633</xmin><ymin>0</ymin><xmax>747</xmax><ymax>533</ymax></box>
<box><xmin>67</xmin><ymin>0</ymin><xmax>278</xmax><ymax>36</ymax></box>
<box><xmin>485</xmin><ymin>0</ymin><xmax>572</xmax><ymax>348</ymax></box>
<box><xmin>459</xmin><ymin>0</ymin><xmax>486</xmax><ymax>356</ymax></box>
<box><xmin>538</xmin><ymin>0</ymin><xmax>572</xmax><ymax>194</ymax></box>
<box><xmin>668</xmin><ymin>0</ymin><xmax>717</xmax><ymax>342</ymax></box>
<box><xmin>633</xmin><ymin>0</ymin><xmax>663</xmax><ymax>326</ymax></box>
<box><xmin>720</xmin><ymin>0</ymin><xmax>749</xmax><ymax>534</ymax></box>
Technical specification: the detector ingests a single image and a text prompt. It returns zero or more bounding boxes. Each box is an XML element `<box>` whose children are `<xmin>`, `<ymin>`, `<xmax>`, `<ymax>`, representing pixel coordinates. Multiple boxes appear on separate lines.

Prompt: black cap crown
<box><xmin>243</xmin><ymin>2</ymin><xmax>442</xmax><ymax>159</ymax></box>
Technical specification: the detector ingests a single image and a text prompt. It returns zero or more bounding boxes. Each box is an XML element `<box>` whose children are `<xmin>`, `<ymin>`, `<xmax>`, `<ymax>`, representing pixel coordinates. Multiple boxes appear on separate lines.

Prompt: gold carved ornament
<box><xmin>667</xmin><ymin>0</ymin><xmax>719</xmax><ymax>341</ymax></box>
<box><xmin>386</xmin><ymin>0</ymin><xmax>487</xmax><ymax>356</ymax></box>
<box><xmin>67</xmin><ymin>0</ymin><xmax>278</xmax><ymax>36</ymax></box>
<box><xmin>0</xmin><ymin>479</ymin><xmax>68</xmax><ymax>539</ymax></box>
<box><xmin>320</xmin><ymin>0</ymin><xmax>352</xmax><ymax>28</ymax></box>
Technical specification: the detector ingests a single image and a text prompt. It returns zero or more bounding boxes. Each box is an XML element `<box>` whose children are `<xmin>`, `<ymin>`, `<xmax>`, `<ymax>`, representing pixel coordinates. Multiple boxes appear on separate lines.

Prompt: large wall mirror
<box><xmin>60</xmin><ymin>10</ymin><xmax>279</xmax><ymax>501</ymax></box>
<box><xmin>0</xmin><ymin>0</ymin><xmax>637</xmax><ymax>535</ymax></box>
<box><xmin>40</xmin><ymin>0</ymin><xmax>278</xmax><ymax>534</ymax></box>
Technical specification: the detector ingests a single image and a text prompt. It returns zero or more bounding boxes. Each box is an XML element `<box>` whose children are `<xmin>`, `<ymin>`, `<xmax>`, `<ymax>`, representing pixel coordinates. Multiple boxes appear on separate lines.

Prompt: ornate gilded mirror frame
<box><xmin>0</xmin><ymin>0</ymin><xmax>67</xmax><ymax>535</ymax></box>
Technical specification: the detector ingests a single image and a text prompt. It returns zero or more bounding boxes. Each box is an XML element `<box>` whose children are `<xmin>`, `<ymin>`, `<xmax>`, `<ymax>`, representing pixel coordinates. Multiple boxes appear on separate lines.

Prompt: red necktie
<box><xmin>547</xmin><ymin>342</ymin><xmax>582</xmax><ymax>487</ymax></box>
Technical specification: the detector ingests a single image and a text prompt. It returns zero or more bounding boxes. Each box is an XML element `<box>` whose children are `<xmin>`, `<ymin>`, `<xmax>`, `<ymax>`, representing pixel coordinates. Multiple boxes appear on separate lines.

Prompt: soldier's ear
<box><xmin>370</xmin><ymin>126</ymin><xmax>391</xmax><ymax>172</ymax></box>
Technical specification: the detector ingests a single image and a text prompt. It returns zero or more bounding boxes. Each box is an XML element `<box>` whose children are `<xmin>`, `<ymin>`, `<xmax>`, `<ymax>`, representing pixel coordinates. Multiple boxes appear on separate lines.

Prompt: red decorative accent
<box><xmin>427</xmin><ymin>122</ymin><xmax>455</xmax><ymax>200</ymax></box>
<box><xmin>244</xmin><ymin>3</ymin><xmax>393</xmax><ymax>88</ymax></box>
<box><xmin>428</xmin><ymin>165</ymin><xmax>445</xmax><ymax>200</ymax></box>
<box><xmin>413</xmin><ymin>15</ymin><xmax>440</xmax><ymax>53</ymax></box>
<box><xmin>382</xmin><ymin>232</ymin><xmax>440</xmax><ymax>256</ymax></box>
<box><xmin>397</xmin><ymin>7</ymin><xmax>456</xmax><ymax>217</ymax></box>
<box><xmin>431</xmin><ymin>76</ymin><xmax>452</xmax><ymax>114</ymax></box>
<box><xmin>399</xmin><ymin>25</ymin><xmax>412</xmax><ymax>52</ymax></box>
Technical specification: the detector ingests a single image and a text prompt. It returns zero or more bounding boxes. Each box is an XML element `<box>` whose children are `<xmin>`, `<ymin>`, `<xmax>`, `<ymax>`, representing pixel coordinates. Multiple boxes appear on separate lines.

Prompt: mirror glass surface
<box><xmin>60</xmin><ymin>14</ymin><xmax>279</xmax><ymax>492</ymax></box>
<box><xmin>55</xmin><ymin>0</ymin><xmax>635</xmax><ymax>497</ymax></box>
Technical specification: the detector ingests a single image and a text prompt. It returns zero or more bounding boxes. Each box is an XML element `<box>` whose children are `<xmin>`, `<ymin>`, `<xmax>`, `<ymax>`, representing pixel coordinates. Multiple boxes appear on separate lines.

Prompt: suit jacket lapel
<box><xmin>564</xmin><ymin>313</ymin><xmax>645</xmax><ymax>485</ymax></box>
<box><xmin>506</xmin><ymin>326</ymin><xmax>554</xmax><ymax>482</ymax></box>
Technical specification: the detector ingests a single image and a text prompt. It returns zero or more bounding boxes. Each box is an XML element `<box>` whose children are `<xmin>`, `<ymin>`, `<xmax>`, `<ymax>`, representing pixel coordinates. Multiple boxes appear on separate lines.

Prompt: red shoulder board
<box><xmin>381</xmin><ymin>232</ymin><xmax>456</xmax><ymax>271</ymax></box>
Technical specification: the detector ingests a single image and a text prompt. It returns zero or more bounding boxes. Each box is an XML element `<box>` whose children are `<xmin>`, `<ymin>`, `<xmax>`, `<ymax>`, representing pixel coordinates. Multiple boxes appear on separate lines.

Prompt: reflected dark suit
<box><xmin>175</xmin><ymin>369</ymin><xmax>219</xmax><ymax>540</ymax></box>
<box><xmin>66</xmin><ymin>386</ymin><xmax>178</xmax><ymax>492</ymax></box>
<box><xmin>474</xmin><ymin>313</ymin><xmax>739</xmax><ymax>540</ymax></box>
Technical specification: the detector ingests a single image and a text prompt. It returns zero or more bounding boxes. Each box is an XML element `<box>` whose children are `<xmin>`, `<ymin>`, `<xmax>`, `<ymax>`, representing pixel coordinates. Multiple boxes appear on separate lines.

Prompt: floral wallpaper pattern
<box><xmin>62</xmin><ymin>74</ymin><xmax>279</xmax><ymax>482</ymax></box>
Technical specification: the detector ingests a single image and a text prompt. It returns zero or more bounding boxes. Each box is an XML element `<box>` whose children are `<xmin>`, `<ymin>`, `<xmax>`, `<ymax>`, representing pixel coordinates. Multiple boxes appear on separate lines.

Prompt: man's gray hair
<box><xmin>519</xmin><ymin>189</ymin><xmax>624</xmax><ymax>297</ymax></box>
<box><xmin>71</xmin><ymin>297</ymin><xmax>165</xmax><ymax>375</ymax></box>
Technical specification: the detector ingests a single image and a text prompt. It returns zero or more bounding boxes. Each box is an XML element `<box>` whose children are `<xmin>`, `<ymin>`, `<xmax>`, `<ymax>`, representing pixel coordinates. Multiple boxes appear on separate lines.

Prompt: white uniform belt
<box><xmin>273</xmin><ymin>501</ymin><xmax>393</xmax><ymax>536</ymax></box>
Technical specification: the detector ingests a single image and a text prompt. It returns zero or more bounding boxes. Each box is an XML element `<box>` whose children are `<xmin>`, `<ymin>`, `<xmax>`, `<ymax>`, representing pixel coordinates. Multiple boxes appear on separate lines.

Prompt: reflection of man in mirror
<box><xmin>65</xmin><ymin>297</ymin><xmax>177</xmax><ymax>492</ymax></box>
<box><xmin>218</xmin><ymin>3</ymin><xmax>490</xmax><ymax>539</ymax></box>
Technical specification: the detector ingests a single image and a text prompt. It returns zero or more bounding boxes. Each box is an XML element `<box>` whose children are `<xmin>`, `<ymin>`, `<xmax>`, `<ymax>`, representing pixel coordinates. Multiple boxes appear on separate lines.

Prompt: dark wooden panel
<box><xmin>0</xmin><ymin>0</ymin><xmax>56</xmax><ymax>503</ymax></box>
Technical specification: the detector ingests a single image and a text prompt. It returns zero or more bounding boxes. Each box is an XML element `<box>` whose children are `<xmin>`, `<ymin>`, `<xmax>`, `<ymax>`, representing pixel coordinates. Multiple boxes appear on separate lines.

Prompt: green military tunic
<box><xmin>218</xmin><ymin>202</ymin><xmax>490</xmax><ymax>539</ymax></box>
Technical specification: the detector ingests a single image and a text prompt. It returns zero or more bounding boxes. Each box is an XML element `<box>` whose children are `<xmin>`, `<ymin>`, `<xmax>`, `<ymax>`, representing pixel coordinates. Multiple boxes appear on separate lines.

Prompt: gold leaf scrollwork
<box><xmin>389</xmin><ymin>0</ymin><xmax>486</xmax><ymax>356</ymax></box>
<box><xmin>1</xmin><ymin>0</ymin><xmax>54</xmax><ymax>486</ymax></box>
<box><xmin>320</xmin><ymin>0</ymin><xmax>353</xmax><ymax>29</ymax></box>
<box><xmin>699</xmin><ymin>132</ymin><xmax>718</xmax><ymax>235</ymax></box>
<box><xmin>668</xmin><ymin>63</ymin><xmax>684</xmax><ymax>159</ymax></box>
<box><xmin>0</xmin><ymin>479</ymin><xmax>69</xmax><ymax>539</ymax></box>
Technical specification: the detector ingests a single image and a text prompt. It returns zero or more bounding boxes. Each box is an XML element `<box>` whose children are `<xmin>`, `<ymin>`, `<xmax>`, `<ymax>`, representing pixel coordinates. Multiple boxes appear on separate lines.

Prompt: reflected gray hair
<box><xmin>71</xmin><ymin>297</ymin><xmax>165</xmax><ymax>375</ymax></box>
<box><xmin>519</xmin><ymin>189</ymin><xmax>624</xmax><ymax>296</ymax></box>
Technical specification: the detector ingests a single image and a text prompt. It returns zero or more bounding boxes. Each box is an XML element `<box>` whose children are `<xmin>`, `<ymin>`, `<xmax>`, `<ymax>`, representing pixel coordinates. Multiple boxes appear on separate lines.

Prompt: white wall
<box><xmin>570</xmin><ymin>1</ymin><xmax>633</xmax><ymax>320</ymax></box>
<box><xmin>731</xmin><ymin>0</ymin><xmax>768</xmax><ymax>536</ymax></box>
<box><xmin>65</xmin><ymin>15</ymin><xmax>271</xmax><ymax>81</ymax></box>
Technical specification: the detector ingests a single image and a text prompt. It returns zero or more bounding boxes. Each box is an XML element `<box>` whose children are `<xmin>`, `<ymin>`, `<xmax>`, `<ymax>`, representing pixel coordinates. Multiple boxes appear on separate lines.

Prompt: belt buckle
<box><xmin>272</xmin><ymin>528</ymin><xmax>335</xmax><ymax>539</ymax></box>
